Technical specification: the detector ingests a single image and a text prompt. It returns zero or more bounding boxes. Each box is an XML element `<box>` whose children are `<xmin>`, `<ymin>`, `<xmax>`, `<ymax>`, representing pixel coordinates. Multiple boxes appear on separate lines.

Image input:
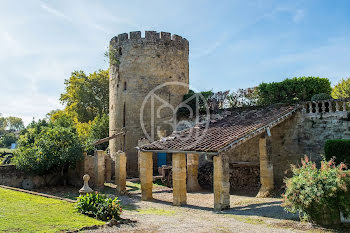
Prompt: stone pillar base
<box><xmin>214</xmin><ymin>155</ymin><xmax>230</xmax><ymax>211</ymax></box>
<box><xmin>173</xmin><ymin>153</ymin><xmax>187</xmax><ymax>206</ymax></box>
<box><xmin>115</xmin><ymin>151</ymin><xmax>127</xmax><ymax>194</ymax></box>
<box><xmin>105</xmin><ymin>154</ymin><xmax>112</xmax><ymax>183</ymax></box>
<box><xmin>94</xmin><ymin>150</ymin><xmax>106</xmax><ymax>189</ymax></box>
<box><xmin>187</xmin><ymin>153</ymin><xmax>201</xmax><ymax>192</ymax></box>
<box><xmin>139</xmin><ymin>151</ymin><xmax>153</xmax><ymax>201</ymax></box>
<box><xmin>257</xmin><ymin>135</ymin><xmax>274</xmax><ymax>198</ymax></box>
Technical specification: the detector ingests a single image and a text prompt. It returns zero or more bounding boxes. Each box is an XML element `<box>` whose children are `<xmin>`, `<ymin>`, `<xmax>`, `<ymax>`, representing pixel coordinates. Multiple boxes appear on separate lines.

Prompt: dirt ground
<box><xmin>86</xmin><ymin>183</ymin><xmax>339</xmax><ymax>233</ymax></box>
<box><xmin>36</xmin><ymin>183</ymin><xmax>347</xmax><ymax>233</ymax></box>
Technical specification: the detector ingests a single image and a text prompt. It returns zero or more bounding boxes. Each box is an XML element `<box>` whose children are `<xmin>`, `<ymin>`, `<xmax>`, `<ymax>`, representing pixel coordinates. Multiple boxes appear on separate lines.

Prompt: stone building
<box><xmin>109</xmin><ymin>31</ymin><xmax>189</xmax><ymax>176</ymax></box>
<box><xmin>137</xmin><ymin>99</ymin><xmax>350</xmax><ymax>210</ymax></box>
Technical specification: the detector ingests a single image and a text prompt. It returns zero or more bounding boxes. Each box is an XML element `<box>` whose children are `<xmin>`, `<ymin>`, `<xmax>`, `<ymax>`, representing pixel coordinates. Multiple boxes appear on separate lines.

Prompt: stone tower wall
<box><xmin>109</xmin><ymin>31</ymin><xmax>189</xmax><ymax>176</ymax></box>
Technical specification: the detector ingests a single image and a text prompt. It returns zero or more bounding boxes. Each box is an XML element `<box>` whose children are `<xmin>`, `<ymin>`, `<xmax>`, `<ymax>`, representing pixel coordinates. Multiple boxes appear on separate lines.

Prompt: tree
<box><xmin>6</xmin><ymin>116</ymin><xmax>24</xmax><ymax>131</ymax></box>
<box><xmin>90</xmin><ymin>114</ymin><xmax>109</xmax><ymax>151</ymax></box>
<box><xmin>14</xmin><ymin>120</ymin><xmax>82</xmax><ymax>177</ymax></box>
<box><xmin>227</xmin><ymin>87</ymin><xmax>258</xmax><ymax>108</ymax></box>
<box><xmin>0</xmin><ymin>133</ymin><xmax>17</xmax><ymax>147</ymax></box>
<box><xmin>257</xmin><ymin>77</ymin><xmax>332</xmax><ymax>105</ymax></box>
<box><xmin>0</xmin><ymin>114</ymin><xmax>6</xmax><ymax>135</ymax></box>
<box><xmin>60</xmin><ymin>70</ymin><xmax>109</xmax><ymax>123</ymax></box>
<box><xmin>332</xmin><ymin>77</ymin><xmax>350</xmax><ymax>99</ymax></box>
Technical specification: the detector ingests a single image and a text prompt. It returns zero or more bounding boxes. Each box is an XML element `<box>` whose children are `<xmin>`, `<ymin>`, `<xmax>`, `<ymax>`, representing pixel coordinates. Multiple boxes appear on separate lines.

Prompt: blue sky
<box><xmin>1</xmin><ymin>0</ymin><xmax>349</xmax><ymax>124</ymax></box>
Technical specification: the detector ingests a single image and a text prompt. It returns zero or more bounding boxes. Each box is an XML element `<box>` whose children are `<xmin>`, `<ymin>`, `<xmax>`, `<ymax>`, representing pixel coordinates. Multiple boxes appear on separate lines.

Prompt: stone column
<box><xmin>256</xmin><ymin>134</ymin><xmax>274</xmax><ymax>198</ymax></box>
<box><xmin>172</xmin><ymin>153</ymin><xmax>187</xmax><ymax>206</ymax></box>
<box><xmin>213</xmin><ymin>155</ymin><xmax>230</xmax><ymax>211</ymax></box>
<box><xmin>115</xmin><ymin>151</ymin><xmax>127</xmax><ymax>194</ymax></box>
<box><xmin>187</xmin><ymin>153</ymin><xmax>201</xmax><ymax>192</ymax></box>
<box><xmin>105</xmin><ymin>154</ymin><xmax>112</xmax><ymax>182</ymax></box>
<box><xmin>139</xmin><ymin>151</ymin><xmax>153</xmax><ymax>201</ymax></box>
<box><xmin>94</xmin><ymin>150</ymin><xmax>105</xmax><ymax>188</ymax></box>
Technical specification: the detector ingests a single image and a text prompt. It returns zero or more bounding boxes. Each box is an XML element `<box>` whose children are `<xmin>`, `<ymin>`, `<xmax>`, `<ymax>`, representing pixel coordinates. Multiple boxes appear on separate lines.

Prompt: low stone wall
<box><xmin>0</xmin><ymin>165</ymin><xmax>60</xmax><ymax>189</ymax></box>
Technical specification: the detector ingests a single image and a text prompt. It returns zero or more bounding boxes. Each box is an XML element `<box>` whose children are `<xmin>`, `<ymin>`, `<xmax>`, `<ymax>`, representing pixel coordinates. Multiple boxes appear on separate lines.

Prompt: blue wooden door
<box><xmin>157</xmin><ymin>152</ymin><xmax>167</xmax><ymax>167</ymax></box>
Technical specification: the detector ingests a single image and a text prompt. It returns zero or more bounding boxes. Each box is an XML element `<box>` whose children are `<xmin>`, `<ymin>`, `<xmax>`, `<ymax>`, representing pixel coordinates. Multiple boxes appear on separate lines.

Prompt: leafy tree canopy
<box><xmin>6</xmin><ymin>116</ymin><xmax>24</xmax><ymax>131</ymax></box>
<box><xmin>332</xmin><ymin>77</ymin><xmax>350</xmax><ymax>99</ymax></box>
<box><xmin>14</xmin><ymin>118</ymin><xmax>82</xmax><ymax>175</ymax></box>
<box><xmin>60</xmin><ymin>70</ymin><xmax>109</xmax><ymax>123</ymax></box>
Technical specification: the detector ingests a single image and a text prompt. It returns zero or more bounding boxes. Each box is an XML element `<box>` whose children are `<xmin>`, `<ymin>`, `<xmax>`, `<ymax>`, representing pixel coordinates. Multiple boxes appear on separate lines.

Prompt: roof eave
<box><xmin>136</xmin><ymin>147</ymin><xmax>219</xmax><ymax>155</ymax></box>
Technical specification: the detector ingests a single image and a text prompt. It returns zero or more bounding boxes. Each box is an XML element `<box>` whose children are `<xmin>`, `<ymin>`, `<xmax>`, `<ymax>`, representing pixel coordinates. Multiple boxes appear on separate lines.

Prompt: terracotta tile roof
<box><xmin>139</xmin><ymin>105</ymin><xmax>300</xmax><ymax>154</ymax></box>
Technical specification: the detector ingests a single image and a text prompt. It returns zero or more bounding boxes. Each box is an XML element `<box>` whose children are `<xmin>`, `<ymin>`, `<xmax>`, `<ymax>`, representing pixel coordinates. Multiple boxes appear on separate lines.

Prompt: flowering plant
<box><xmin>283</xmin><ymin>156</ymin><xmax>350</xmax><ymax>224</ymax></box>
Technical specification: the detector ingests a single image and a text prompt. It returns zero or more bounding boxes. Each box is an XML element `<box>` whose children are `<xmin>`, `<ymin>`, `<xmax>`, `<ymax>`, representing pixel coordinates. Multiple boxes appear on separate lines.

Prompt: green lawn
<box><xmin>0</xmin><ymin>187</ymin><xmax>104</xmax><ymax>233</ymax></box>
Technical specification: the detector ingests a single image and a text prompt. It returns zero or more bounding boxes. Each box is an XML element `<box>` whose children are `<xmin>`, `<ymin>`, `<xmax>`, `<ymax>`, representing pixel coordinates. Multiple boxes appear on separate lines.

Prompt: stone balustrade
<box><xmin>302</xmin><ymin>98</ymin><xmax>350</xmax><ymax>114</ymax></box>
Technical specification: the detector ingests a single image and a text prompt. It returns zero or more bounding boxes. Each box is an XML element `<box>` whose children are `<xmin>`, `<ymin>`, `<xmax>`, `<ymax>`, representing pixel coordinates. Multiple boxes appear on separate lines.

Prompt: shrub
<box><xmin>325</xmin><ymin>139</ymin><xmax>350</xmax><ymax>165</ymax></box>
<box><xmin>283</xmin><ymin>156</ymin><xmax>350</xmax><ymax>225</ymax></box>
<box><xmin>257</xmin><ymin>77</ymin><xmax>332</xmax><ymax>105</ymax></box>
<box><xmin>76</xmin><ymin>192</ymin><xmax>122</xmax><ymax>221</ymax></box>
<box><xmin>14</xmin><ymin>125</ymin><xmax>82</xmax><ymax>175</ymax></box>
<box><xmin>311</xmin><ymin>93</ymin><xmax>332</xmax><ymax>101</ymax></box>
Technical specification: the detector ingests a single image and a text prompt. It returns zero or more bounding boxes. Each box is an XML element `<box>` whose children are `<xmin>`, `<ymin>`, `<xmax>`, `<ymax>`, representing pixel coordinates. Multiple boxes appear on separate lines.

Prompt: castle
<box><xmin>108</xmin><ymin>31</ymin><xmax>189</xmax><ymax>176</ymax></box>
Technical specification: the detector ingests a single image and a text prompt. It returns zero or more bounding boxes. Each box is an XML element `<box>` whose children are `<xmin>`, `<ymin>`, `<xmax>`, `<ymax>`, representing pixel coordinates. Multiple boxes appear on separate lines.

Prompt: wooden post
<box><xmin>256</xmin><ymin>134</ymin><xmax>274</xmax><ymax>197</ymax></box>
<box><xmin>139</xmin><ymin>151</ymin><xmax>153</xmax><ymax>200</ymax></box>
<box><xmin>172</xmin><ymin>153</ymin><xmax>187</xmax><ymax>206</ymax></box>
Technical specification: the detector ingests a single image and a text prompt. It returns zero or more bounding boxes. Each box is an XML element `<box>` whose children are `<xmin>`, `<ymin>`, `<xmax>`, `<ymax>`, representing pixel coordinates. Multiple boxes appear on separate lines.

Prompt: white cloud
<box><xmin>40</xmin><ymin>2</ymin><xmax>71</xmax><ymax>21</ymax></box>
<box><xmin>0</xmin><ymin>93</ymin><xmax>62</xmax><ymax>126</ymax></box>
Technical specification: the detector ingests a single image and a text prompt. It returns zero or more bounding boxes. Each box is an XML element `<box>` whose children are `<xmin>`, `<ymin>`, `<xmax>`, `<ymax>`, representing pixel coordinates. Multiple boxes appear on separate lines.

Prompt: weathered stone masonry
<box><xmin>109</xmin><ymin>31</ymin><xmax>189</xmax><ymax>176</ymax></box>
<box><xmin>215</xmin><ymin>99</ymin><xmax>350</xmax><ymax>188</ymax></box>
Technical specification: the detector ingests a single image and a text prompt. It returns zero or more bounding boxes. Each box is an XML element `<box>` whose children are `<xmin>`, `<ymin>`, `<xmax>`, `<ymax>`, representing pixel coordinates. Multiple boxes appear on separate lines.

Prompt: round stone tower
<box><xmin>109</xmin><ymin>31</ymin><xmax>189</xmax><ymax>176</ymax></box>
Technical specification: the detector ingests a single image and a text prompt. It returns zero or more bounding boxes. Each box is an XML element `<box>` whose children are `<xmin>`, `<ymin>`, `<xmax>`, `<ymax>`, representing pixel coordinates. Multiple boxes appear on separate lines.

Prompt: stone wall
<box><xmin>0</xmin><ymin>165</ymin><xmax>60</xmax><ymax>188</ymax></box>
<box><xmin>200</xmin><ymin>101</ymin><xmax>350</xmax><ymax>189</ymax></box>
<box><xmin>109</xmin><ymin>31</ymin><xmax>189</xmax><ymax>176</ymax></box>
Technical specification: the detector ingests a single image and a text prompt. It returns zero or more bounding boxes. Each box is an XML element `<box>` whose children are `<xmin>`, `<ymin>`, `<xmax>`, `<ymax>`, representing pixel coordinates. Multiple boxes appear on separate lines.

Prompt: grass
<box><xmin>230</xmin><ymin>215</ymin><xmax>266</xmax><ymax>225</ymax></box>
<box><xmin>0</xmin><ymin>187</ymin><xmax>104</xmax><ymax>233</ymax></box>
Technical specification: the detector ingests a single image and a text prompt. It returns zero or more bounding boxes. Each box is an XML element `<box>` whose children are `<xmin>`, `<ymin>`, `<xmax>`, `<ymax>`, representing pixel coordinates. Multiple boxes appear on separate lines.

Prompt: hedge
<box><xmin>257</xmin><ymin>77</ymin><xmax>332</xmax><ymax>105</ymax></box>
<box><xmin>324</xmin><ymin>139</ymin><xmax>350</xmax><ymax>164</ymax></box>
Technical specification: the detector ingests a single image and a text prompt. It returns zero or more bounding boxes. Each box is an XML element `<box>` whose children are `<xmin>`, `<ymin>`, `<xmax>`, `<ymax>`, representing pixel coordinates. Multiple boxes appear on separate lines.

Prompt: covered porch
<box><xmin>137</xmin><ymin>105</ymin><xmax>299</xmax><ymax>210</ymax></box>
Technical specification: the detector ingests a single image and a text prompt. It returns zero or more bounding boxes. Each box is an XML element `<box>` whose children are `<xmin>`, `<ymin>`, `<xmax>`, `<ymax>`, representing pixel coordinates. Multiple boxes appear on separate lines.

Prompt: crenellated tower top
<box><xmin>109</xmin><ymin>31</ymin><xmax>189</xmax><ymax>50</ymax></box>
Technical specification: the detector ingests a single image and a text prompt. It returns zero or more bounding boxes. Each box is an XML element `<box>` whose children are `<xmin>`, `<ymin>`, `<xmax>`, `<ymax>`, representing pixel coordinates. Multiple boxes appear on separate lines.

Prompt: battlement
<box><xmin>110</xmin><ymin>31</ymin><xmax>189</xmax><ymax>48</ymax></box>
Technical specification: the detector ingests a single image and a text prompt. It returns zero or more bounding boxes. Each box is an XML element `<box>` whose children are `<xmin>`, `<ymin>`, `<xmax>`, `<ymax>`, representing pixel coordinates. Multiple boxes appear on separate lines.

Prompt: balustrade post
<box><xmin>321</xmin><ymin>101</ymin><xmax>326</xmax><ymax>112</ymax></box>
<box><xmin>335</xmin><ymin>101</ymin><xmax>340</xmax><ymax>111</ymax></box>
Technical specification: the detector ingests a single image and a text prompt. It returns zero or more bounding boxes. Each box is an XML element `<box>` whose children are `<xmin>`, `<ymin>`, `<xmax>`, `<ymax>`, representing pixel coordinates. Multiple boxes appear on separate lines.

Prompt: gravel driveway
<box><xmin>83</xmin><ymin>183</ymin><xmax>322</xmax><ymax>233</ymax></box>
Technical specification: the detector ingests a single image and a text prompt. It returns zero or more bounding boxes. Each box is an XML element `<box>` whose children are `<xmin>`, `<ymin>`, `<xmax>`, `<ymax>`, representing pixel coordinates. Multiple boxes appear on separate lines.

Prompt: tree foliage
<box><xmin>0</xmin><ymin>133</ymin><xmax>17</xmax><ymax>147</ymax></box>
<box><xmin>14</xmin><ymin>119</ymin><xmax>82</xmax><ymax>175</ymax></box>
<box><xmin>257</xmin><ymin>77</ymin><xmax>332</xmax><ymax>105</ymax></box>
<box><xmin>325</xmin><ymin>139</ymin><xmax>350</xmax><ymax>165</ymax></box>
<box><xmin>60</xmin><ymin>70</ymin><xmax>109</xmax><ymax>123</ymax></box>
<box><xmin>6</xmin><ymin>116</ymin><xmax>24</xmax><ymax>131</ymax></box>
<box><xmin>332</xmin><ymin>77</ymin><xmax>350</xmax><ymax>99</ymax></box>
<box><xmin>227</xmin><ymin>87</ymin><xmax>258</xmax><ymax>108</ymax></box>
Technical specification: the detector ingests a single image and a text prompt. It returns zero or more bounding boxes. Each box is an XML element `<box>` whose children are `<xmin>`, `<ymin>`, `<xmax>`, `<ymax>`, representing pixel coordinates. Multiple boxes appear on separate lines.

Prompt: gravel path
<box><xmin>84</xmin><ymin>184</ymin><xmax>316</xmax><ymax>233</ymax></box>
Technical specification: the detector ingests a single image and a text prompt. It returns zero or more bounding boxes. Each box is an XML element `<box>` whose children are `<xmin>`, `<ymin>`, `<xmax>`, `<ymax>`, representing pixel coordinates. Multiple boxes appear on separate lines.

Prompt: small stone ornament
<box><xmin>79</xmin><ymin>174</ymin><xmax>93</xmax><ymax>195</ymax></box>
